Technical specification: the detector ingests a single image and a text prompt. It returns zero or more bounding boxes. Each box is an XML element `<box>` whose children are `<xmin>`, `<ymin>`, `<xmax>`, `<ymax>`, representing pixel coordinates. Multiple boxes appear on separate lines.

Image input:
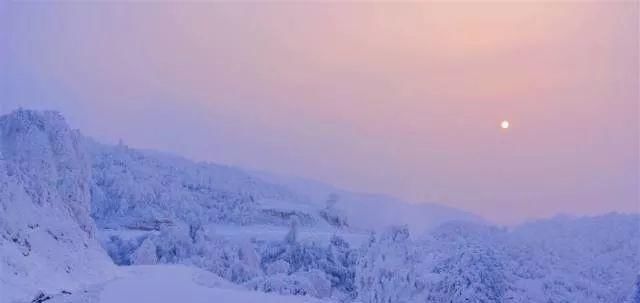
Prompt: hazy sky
<box><xmin>2</xmin><ymin>2</ymin><xmax>638</xmax><ymax>224</ymax></box>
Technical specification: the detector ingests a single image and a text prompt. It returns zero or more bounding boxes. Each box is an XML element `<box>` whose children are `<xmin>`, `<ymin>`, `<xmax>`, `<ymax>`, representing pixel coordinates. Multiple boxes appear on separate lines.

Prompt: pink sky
<box><xmin>2</xmin><ymin>2</ymin><xmax>638</xmax><ymax>224</ymax></box>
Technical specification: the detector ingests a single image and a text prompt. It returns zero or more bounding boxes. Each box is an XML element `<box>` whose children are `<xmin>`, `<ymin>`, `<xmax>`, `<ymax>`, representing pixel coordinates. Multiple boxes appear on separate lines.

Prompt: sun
<box><xmin>501</xmin><ymin>120</ymin><xmax>510</xmax><ymax>129</ymax></box>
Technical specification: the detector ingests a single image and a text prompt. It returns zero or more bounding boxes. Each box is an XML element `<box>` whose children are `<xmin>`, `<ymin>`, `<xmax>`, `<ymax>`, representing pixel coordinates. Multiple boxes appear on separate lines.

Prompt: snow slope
<box><xmin>0</xmin><ymin>110</ymin><xmax>114</xmax><ymax>303</ymax></box>
<box><xmin>43</xmin><ymin>265</ymin><xmax>323</xmax><ymax>303</ymax></box>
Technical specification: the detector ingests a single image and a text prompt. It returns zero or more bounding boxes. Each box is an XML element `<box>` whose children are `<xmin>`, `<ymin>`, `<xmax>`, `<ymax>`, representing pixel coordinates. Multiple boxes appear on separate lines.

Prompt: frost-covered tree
<box><xmin>356</xmin><ymin>226</ymin><xmax>426</xmax><ymax>303</ymax></box>
<box><xmin>630</xmin><ymin>274</ymin><xmax>640</xmax><ymax>303</ymax></box>
<box><xmin>325</xmin><ymin>235</ymin><xmax>358</xmax><ymax>297</ymax></box>
<box><xmin>428</xmin><ymin>244</ymin><xmax>508</xmax><ymax>303</ymax></box>
<box><xmin>245</xmin><ymin>269</ymin><xmax>332</xmax><ymax>298</ymax></box>
<box><xmin>130</xmin><ymin>237</ymin><xmax>158</xmax><ymax>265</ymax></box>
<box><xmin>255</xmin><ymin>227</ymin><xmax>357</xmax><ymax>300</ymax></box>
<box><xmin>319</xmin><ymin>193</ymin><xmax>348</xmax><ymax>228</ymax></box>
<box><xmin>285</xmin><ymin>218</ymin><xmax>299</xmax><ymax>245</ymax></box>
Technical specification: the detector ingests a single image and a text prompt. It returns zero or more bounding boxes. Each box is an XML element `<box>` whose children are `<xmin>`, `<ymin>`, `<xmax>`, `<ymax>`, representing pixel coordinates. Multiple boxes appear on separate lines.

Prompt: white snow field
<box><xmin>40</xmin><ymin>265</ymin><xmax>323</xmax><ymax>303</ymax></box>
<box><xmin>1</xmin><ymin>109</ymin><xmax>639</xmax><ymax>303</ymax></box>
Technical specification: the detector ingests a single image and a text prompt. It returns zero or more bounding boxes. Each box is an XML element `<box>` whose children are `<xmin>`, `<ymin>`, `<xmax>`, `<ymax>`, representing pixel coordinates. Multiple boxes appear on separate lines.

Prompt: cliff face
<box><xmin>0</xmin><ymin>109</ymin><xmax>114</xmax><ymax>302</ymax></box>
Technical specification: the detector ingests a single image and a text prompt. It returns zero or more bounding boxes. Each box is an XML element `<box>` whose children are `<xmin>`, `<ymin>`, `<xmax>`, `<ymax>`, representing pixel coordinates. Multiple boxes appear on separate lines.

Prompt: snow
<box><xmin>355</xmin><ymin>217</ymin><xmax>640</xmax><ymax>302</ymax></box>
<box><xmin>40</xmin><ymin>265</ymin><xmax>323</xmax><ymax>303</ymax></box>
<box><xmin>99</xmin><ymin>266</ymin><xmax>322</xmax><ymax>303</ymax></box>
<box><xmin>0</xmin><ymin>110</ymin><xmax>115</xmax><ymax>303</ymax></box>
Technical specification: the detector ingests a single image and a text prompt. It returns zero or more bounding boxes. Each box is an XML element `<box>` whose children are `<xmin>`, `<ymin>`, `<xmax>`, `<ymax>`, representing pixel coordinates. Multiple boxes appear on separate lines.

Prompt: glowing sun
<box><xmin>501</xmin><ymin>120</ymin><xmax>510</xmax><ymax>129</ymax></box>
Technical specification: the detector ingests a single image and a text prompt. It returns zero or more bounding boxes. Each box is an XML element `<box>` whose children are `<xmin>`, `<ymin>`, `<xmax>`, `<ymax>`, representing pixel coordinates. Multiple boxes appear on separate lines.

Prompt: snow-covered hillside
<box><xmin>88</xmin><ymin>139</ymin><xmax>480</xmax><ymax>236</ymax></box>
<box><xmin>251</xmin><ymin>170</ymin><xmax>483</xmax><ymax>233</ymax></box>
<box><xmin>0</xmin><ymin>110</ymin><xmax>114</xmax><ymax>303</ymax></box>
<box><xmin>1</xmin><ymin>109</ymin><xmax>638</xmax><ymax>303</ymax></box>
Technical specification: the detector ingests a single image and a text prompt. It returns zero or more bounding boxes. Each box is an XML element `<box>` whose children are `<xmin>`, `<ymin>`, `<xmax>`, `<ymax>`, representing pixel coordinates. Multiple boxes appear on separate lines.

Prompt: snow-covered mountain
<box><xmin>0</xmin><ymin>109</ymin><xmax>638</xmax><ymax>303</ymax></box>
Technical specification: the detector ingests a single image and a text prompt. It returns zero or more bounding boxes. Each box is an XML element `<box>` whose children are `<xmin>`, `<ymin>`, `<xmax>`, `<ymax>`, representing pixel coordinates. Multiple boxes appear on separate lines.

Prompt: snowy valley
<box><xmin>0</xmin><ymin>109</ymin><xmax>638</xmax><ymax>303</ymax></box>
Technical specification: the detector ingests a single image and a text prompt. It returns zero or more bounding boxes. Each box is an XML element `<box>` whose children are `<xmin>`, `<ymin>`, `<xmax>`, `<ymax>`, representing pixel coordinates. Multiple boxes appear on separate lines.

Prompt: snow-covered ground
<box><xmin>41</xmin><ymin>265</ymin><xmax>323</xmax><ymax>303</ymax></box>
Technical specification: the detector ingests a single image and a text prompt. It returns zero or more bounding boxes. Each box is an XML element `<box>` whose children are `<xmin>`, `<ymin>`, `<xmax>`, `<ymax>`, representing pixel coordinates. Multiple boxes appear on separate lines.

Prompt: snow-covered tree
<box><xmin>319</xmin><ymin>193</ymin><xmax>348</xmax><ymax>228</ymax></box>
<box><xmin>356</xmin><ymin>226</ymin><xmax>426</xmax><ymax>303</ymax></box>
<box><xmin>428</xmin><ymin>244</ymin><xmax>508</xmax><ymax>303</ymax></box>
<box><xmin>630</xmin><ymin>274</ymin><xmax>640</xmax><ymax>303</ymax></box>
<box><xmin>130</xmin><ymin>237</ymin><xmax>158</xmax><ymax>265</ymax></box>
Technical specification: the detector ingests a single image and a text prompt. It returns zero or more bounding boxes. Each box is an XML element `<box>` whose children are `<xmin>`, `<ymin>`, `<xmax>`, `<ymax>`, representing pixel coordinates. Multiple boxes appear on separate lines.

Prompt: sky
<box><xmin>1</xmin><ymin>2</ymin><xmax>638</xmax><ymax>224</ymax></box>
